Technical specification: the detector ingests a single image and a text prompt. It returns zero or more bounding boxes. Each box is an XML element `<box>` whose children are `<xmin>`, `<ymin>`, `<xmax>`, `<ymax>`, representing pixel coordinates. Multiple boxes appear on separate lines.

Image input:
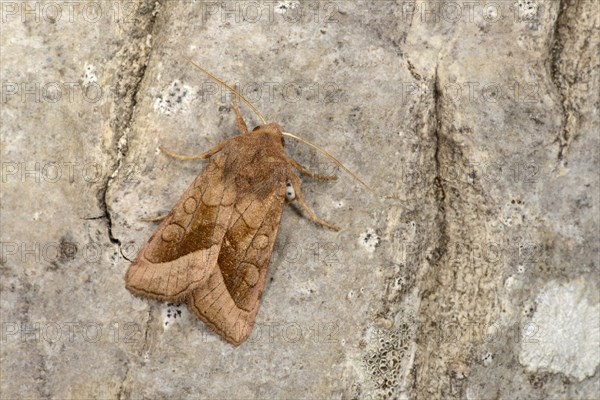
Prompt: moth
<box><xmin>125</xmin><ymin>57</ymin><xmax>370</xmax><ymax>345</ymax></box>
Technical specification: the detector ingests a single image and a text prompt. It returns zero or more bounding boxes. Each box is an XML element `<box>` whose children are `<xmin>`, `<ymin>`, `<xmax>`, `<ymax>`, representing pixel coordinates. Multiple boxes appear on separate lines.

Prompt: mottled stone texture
<box><xmin>1</xmin><ymin>1</ymin><xmax>598</xmax><ymax>399</ymax></box>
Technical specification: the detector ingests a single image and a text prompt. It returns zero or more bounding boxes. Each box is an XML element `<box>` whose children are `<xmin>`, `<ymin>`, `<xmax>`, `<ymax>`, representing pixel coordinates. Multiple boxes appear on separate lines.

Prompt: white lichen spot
<box><xmin>557</xmin><ymin>223</ymin><xmax>584</xmax><ymax>244</ymax></box>
<box><xmin>285</xmin><ymin>180</ymin><xmax>295</xmax><ymax>200</ymax></box>
<box><xmin>519</xmin><ymin>279</ymin><xmax>600</xmax><ymax>381</ymax></box>
<box><xmin>117</xmin><ymin>134</ymin><xmax>128</xmax><ymax>155</ymax></box>
<box><xmin>374</xmin><ymin>317</ymin><xmax>393</xmax><ymax>330</ymax></box>
<box><xmin>514</xmin><ymin>0</ymin><xmax>538</xmax><ymax>20</ymax></box>
<box><xmin>362</xmin><ymin>322</ymin><xmax>416</xmax><ymax>397</ymax></box>
<box><xmin>154</xmin><ymin>80</ymin><xmax>192</xmax><ymax>115</ymax></box>
<box><xmin>499</xmin><ymin>199</ymin><xmax>527</xmax><ymax>228</ymax></box>
<box><xmin>407</xmin><ymin>221</ymin><xmax>416</xmax><ymax>236</ymax></box>
<box><xmin>359</xmin><ymin>228</ymin><xmax>380</xmax><ymax>252</ymax></box>
<box><xmin>522</xmin><ymin>301</ymin><xmax>536</xmax><ymax>318</ymax></box>
<box><xmin>275</xmin><ymin>1</ymin><xmax>300</xmax><ymax>13</ymax></box>
<box><xmin>162</xmin><ymin>302</ymin><xmax>186</xmax><ymax>330</ymax></box>
<box><xmin>392</xmin><ymin>276</ymin><xmax>406</xmax><ymax>291</ymax></box>
<box><xmin>82</xmin><ymin>63</ymin><xmax>98</xmax><ymax>86</ymax></box>
<box><xmin>152</xmin><ymin>1</ymin><xmax>161</xmax><ymax>17</ymax></box>
<box><xmin>504</xmin><ymin>275</ymin><xmax>523</xmax><ymax>291</ymax></box>
<box><xmin>517</xmin><ymin>264</ymin><xmax>525</xmax><ymax>274</ymax></box>
<box><xmin>79</xmin><ymin>63</ymin><xmax>100</xmax><ymax>101</ymax></box>
<box><xmin>482</xmin><ymin>352</ymin><xmax>493</xmax><ymax>366</ymax></box>
<box><xmin>296</xmin><ymin>284</ymin><xmax>316</xmax><ymax>297</ymax></box>
<box><xmin>466</xmin><ymin>386</ymin><xmax>482</xmax><ymax>400</ymax></box>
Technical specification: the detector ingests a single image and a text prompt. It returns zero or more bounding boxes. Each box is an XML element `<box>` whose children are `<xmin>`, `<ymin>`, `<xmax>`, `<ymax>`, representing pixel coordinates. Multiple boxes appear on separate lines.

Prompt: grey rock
<box><xmin>1</xmin><ymin>1</ymin><xmax>598</xmax><ymax>399</ymax></box>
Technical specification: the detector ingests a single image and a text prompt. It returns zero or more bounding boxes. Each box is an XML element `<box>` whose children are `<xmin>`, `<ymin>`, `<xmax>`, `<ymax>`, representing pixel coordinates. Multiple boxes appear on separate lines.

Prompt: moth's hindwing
<box><xmin>125</xmin><ymin>153</ymin><xmax>235</xmax><ymax>302</ymax></box>
<box><xmin>187</xmin><ymin>176</ymin><xmax>286</xmax><ymax>345</ymax></box>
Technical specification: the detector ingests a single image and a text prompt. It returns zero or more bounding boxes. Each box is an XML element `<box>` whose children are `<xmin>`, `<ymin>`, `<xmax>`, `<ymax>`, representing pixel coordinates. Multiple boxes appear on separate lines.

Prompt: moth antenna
<box><xmin>282</xmin><ymin>131</ymin><xmax>373</xmax><ymax>192</ymax></box>
<box><xmin>182</xmin><ymin>55</ymin><xmax>371</xmax><ymax>192</ymax></box>
<box><xmin>182</xmin><ymin>55</ymin><xmax>268</xmax><ymax>125</ymax></box>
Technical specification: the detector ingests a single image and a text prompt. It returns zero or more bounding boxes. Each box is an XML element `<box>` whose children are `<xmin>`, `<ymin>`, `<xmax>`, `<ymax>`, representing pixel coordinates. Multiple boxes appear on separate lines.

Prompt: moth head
<box><xmin>253</xmin><ymin>123</ymin><xmax>285</xmax><ymax>147</ymax></box>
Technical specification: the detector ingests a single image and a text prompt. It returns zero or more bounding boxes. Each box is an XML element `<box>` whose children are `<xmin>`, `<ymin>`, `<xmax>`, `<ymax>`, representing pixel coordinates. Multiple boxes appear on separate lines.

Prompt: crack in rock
<box><xmin>548</xmin><ymin>0</ymin><xmax>596</xmax><ymax>165</ymax></box>
<box><xmin>550</xmin><ymin>0</ymin><xmax>569</xmax><ymax>162</ymax></box>
<box><xmin>431</xmin><ymin>65</ymin><xmax>449</xmax><ymax>264</ymax></box>
<box><xmin>98</xmin><ymin>0</ymin><xmax>161</xmax><ymax>260</ymax></box>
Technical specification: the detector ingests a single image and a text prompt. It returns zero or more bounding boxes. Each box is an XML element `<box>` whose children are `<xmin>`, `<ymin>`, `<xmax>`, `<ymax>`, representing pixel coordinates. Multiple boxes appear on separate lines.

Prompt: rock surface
<box><xmin>1</xmin><ymin>1</ymin><xmax>598</xmax><ymax>399</ymax></box>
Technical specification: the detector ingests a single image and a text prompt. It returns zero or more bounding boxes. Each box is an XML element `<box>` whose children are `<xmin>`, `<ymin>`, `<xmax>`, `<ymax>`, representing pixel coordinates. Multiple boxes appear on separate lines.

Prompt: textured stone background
<box><xmin>1</xmin><ymin>1</ymin><xmax>598</xmax><ymax>399</ymax></box>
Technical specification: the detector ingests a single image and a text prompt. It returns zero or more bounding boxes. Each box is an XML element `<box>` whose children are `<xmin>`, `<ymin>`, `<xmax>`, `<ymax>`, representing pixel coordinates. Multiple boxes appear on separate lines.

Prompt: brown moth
<box><xmin>125</xmin><ymin>58</ymin><xmax>370</xmax><ymax>345</ymax></box>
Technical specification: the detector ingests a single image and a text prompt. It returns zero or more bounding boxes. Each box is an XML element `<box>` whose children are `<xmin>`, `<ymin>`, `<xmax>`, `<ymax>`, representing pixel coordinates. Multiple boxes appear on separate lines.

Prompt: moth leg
<box><xmin>286</xmin><ymin>156</ymin><xmax>337</xmax><ymax>180</ymax></box>
<box><xmin>288</xmin><ymin>173</ymin><xmax>340</xmax><ymax>231</ymax></box>
<box><xmin>159</xmin><ymin>139</ymin><xmax>228</xmax><ymax>160</ymax></box>
<box><xmin>140</xmin><ymin>214</ymin><xmax>168</xmax><ymax>222</ymax></box>
<box><xmin>232</xmin><ymin>88</ymin><xmax>249</xmax><ymax>135</ymax></box>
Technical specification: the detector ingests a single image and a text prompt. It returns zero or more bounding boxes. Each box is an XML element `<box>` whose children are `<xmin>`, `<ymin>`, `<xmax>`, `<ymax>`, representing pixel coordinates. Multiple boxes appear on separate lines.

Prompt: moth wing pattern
<box><xmin>125</xmin><ymin>152</ymin><xmax>236</xmax><ymax>302</ymax></box>
<box><xmin>187</xmin><ymin>175</ymin><xmax>287</xmax><ymax>345</ymax></box>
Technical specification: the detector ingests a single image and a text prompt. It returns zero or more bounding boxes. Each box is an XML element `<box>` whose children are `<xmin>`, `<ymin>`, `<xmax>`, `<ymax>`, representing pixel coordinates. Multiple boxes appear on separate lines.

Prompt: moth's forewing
<box><xmin>125</xmin><ymin>152</ymin><xmax>235</xmax><ymax>302</ymax></box>
<box><xmin>187</xmin><ymin>181</ymin><xmax>286</xmax><ymax>345</ymax></box>
<box><xmin>185</xmin><ymin>128</ymin><xmax>289</xmax><ymax>344</ymax></box>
